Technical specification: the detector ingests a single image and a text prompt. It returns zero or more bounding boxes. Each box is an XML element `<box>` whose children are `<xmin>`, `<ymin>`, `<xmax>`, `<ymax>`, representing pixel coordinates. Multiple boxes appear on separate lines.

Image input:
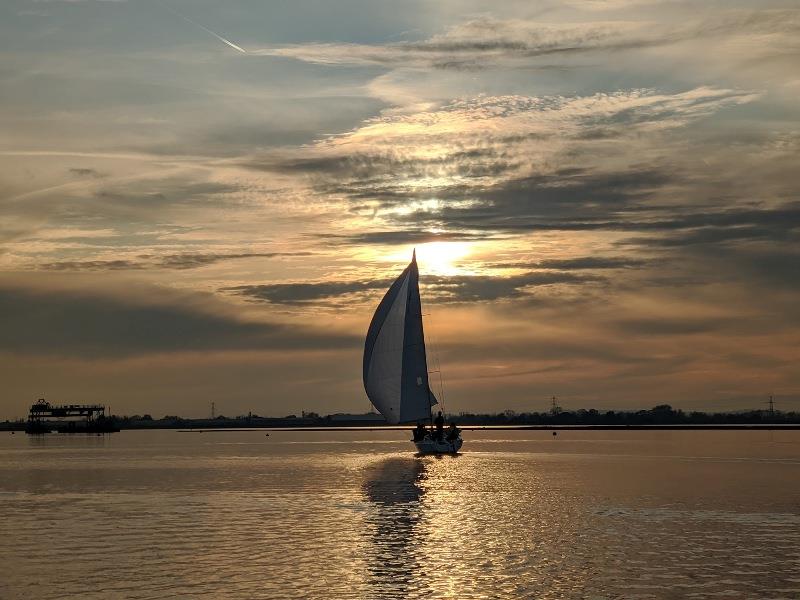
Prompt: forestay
<box><xmin>363</xmin><ymin>251</ymin><xmax>437</xmax><ymax>424</ymax></box>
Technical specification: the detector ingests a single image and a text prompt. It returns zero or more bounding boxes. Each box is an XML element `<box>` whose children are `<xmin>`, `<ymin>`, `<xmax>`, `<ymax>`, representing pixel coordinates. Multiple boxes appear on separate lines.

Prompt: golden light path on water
<box><xmin>2</xmin><ymin>429</ymin><xmax>800</xmax><ymax>599</ymax></box>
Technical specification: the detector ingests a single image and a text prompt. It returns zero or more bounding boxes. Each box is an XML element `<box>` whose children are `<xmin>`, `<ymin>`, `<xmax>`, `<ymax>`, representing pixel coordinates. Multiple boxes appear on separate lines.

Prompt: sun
<box><xmin>394</xmin><ymin>241</ymin><xmax>472</xmax><ymax>276</ymax></box>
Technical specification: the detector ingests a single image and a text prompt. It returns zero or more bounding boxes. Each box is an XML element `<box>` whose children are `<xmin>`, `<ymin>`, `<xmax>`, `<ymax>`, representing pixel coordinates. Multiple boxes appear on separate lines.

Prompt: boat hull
<box><xmin>414</xmin><ymin>437</ymin><xmax>462</xmax><ymax>454</ymax></box>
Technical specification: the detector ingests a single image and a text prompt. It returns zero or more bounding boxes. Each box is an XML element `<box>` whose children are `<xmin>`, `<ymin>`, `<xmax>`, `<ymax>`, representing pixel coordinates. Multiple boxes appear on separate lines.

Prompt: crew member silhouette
<box><xmin>414</xmin><ymin>421</ymin><xmax>426</xmax><ymax>442</ymax></box>
<box><xmin>434</xmin><ymin>411</ymin><xmax>444</xmax><ymax>440</ymax></box>
<box><xmin>446</xmin><ymin>422</ymin><xmax>460</xmax><ymax>442</ymax></box>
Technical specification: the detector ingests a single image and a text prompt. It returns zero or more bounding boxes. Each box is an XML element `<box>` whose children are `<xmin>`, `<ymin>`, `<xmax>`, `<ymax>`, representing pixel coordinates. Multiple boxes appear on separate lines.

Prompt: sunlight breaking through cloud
<box><xmin>1</xmin><ymin>0</ymin><xmax>798</xmax><ymax>416</ymax></box>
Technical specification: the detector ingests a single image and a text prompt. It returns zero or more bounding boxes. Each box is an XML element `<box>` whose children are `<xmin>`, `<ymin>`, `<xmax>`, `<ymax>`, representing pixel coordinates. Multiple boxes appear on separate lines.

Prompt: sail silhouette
<box><xmin>363</xmin><ymin>250</ymin><xmax>437</xmax><ymax>424</ymax></box>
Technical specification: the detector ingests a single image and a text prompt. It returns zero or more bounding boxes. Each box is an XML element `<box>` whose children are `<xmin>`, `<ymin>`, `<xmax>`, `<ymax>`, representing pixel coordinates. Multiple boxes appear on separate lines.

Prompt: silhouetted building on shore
<box><xmin>25</xmin><ymin>399</ymin><xmax>119</xmax><ymax>434</ymax></box>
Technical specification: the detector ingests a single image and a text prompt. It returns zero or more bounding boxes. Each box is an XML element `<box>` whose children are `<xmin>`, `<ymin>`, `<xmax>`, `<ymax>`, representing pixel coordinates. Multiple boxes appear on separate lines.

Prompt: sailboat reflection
<box><xmin>362</xmin><ymin>457</ymin><xmax>427</xmax><ymax>595</ymax></box>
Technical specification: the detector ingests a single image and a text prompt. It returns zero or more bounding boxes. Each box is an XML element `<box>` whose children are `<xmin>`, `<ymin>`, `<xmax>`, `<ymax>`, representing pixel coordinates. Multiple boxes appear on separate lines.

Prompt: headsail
<box><xmin>363</xmin><ymin>251</ymin><xmax>438</xmax><ymax>424</ymax></box>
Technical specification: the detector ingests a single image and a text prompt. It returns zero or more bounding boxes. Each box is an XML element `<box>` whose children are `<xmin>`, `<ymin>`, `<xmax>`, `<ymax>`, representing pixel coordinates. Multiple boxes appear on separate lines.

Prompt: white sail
<box><xmin>363</xmin><ymin>251</ymin><xmax>437</xmax><ymax>424</ymax></box>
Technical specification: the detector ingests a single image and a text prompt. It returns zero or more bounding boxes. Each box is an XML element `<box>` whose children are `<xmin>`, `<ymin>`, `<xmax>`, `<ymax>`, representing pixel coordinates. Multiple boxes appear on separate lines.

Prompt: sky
<box><xmin>1</xmin><ymin>0</ymin><xmax>798</xmax><ymax>419</ymax></box>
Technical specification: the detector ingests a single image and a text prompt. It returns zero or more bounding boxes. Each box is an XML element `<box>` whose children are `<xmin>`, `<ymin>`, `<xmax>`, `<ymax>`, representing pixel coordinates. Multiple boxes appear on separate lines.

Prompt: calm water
<box><xmin>1</xmin><ymin>429</ymin><xmax>799</xmax><ymax>599</ymax></box>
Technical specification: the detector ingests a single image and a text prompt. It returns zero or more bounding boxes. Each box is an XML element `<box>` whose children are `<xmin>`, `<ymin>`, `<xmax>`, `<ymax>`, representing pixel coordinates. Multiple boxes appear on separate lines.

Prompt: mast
<box><xmin>413</xmin><ymin>248</ymin><xmax>434</xmax><ymax>426</ymax></box>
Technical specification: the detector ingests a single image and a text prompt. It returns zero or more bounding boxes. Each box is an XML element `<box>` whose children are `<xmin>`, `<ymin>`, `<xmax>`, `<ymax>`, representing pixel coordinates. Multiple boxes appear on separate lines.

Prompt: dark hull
<box><xmin>413</xmin><ymin>436</ymin><xmax>463</xmax><ymax>454</ymax></box>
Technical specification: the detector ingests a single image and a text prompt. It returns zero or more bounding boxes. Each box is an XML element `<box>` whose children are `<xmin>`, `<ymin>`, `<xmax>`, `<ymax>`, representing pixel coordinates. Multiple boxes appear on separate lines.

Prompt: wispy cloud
<box><xmin>242</xmin><ymin>87</ymin><xmax>758</xmax><ymax>235</ymax></box>
<box><xmin>256</xmin><ymin>18</ymin><xmax>643</xmax><ymax>68</ymax></box>
<box><xmin>68</xmin><ymin>167</ymin><xmax>104</xmax><ymax>178</ymax></box>
<box><xmin>39</xmin><ymin>252</ymin><xmax>312</xmax><ymax>271</ymax></box>
<box><xmin>256</xmin><ymin>12</ymin><xmax>800</xmax><ymax>70</ymax></box>
<box><xmin>228</xmin><ymin>270</ymin><xmax>601</xmax><ymax>305</ymax></box>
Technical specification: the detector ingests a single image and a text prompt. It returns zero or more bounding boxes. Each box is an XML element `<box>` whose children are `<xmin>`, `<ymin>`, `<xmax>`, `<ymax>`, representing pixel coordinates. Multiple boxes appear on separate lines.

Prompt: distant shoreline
<box><xmin>4</xmin><ymin>404</ymin><xmax>799</xmax><ymax>432</ymax></box>
<box><xmin>5</xmin><ymin>423</ymin><xmax>800</xmax><ymax>432</ymax></box>
<box><xmin>176</xmin><ymin>424</ymin><xmax>800</xmax><ymax>432</ymax></box>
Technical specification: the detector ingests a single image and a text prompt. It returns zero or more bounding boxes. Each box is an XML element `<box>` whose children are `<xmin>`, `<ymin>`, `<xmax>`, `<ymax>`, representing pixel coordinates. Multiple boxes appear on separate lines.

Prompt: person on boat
<box><xmin>446</xmin><ymin>422</ymin><xmax>460</xmax><ymax>442</ymax></box>
<box><xmin>434</xmin><ymin>411</ymin><xmax>444</xmax><ymax>440</ymax></box>
<box><xmin>413</xmin><ymin>421</ymin><xmax>427</xmax><ymax>442</ymax></box>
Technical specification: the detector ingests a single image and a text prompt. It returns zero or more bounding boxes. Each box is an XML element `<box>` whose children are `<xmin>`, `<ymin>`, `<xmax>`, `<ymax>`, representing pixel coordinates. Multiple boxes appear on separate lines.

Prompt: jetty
<box><xmin>25</xmin><ymin>399</ymin><xmax>119</xmax><ymax>434</ymax></box>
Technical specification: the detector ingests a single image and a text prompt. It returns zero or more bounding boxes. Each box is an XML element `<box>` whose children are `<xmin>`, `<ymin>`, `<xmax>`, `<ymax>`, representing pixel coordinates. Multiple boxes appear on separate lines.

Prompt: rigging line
<box><xmin>425</xmin><ymin>305</ymin><xmax>447</xmax><ymax>414</ymax></box>
<box><xmin>437</xmin><ymin>327</ymin><xmax>447</xmax><ymax>409</ymax></box>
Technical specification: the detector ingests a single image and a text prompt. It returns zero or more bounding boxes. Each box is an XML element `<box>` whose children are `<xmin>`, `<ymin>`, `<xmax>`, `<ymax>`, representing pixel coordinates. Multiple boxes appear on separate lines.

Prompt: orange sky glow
<box><xmin>1</xmin><ymin>1</ymin><xmax>799</xmax><ymax>418</ymax></box>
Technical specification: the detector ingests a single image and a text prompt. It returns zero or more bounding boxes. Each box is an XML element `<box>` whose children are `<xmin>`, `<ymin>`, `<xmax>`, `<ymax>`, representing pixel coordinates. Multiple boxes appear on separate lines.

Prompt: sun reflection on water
<box><xmin>5</xmin><ymin>432</ymin><xmax>800</xmax><ymax>599</ymax></box>
<box><xmin>362</xmin><ymin>457</ymin><xmax>426</xmax><ymax>596</ymax></box>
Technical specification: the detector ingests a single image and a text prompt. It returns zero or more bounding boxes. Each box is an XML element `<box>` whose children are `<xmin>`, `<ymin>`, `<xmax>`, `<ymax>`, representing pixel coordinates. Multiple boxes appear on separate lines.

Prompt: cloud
<box><xmin>40</xmin><ymin>259</ymin><xmax>143</xmax><ymax>271</ymax></box>
<box><xmin>0</xmin><ymin>282</ymin><xmax>357</xmax><ymax>358</ymax></box>
<box><xmin>488</xmin><ymin>256</ymin><xmax>649</xmax><ymax>270</ymax></box>
<box><xmin>612</xmin><ymin>316</ymin><xmax>746</xmax><ymax>336</ymax></box>
<box><xmin>316</xmin><ymin>230</ymin><xmax>489</xmax><ymax>245</ymax></box>
<box><xmin>426</xmin><ymin>271</ymin><xmax>602</xmax><ymax>302</ymax></box>
<box><xmin>236</xmin><ymin>83</ymin><xmax>794</xmax><ymax>266</ymax></box>
<box><xmin>228</xmin><ymin>279</ymin><xmax>393</xmax><ymax>305</ymax></box>
<box><xmin>624</xmin><ymin>240</ymin><xmax>800</xmax><ymax>295</ymax></box>
<box><xmin>39</xmin><ymin>252</ymin><xmax>312</xmax><ymax>271</ymax></box>
<box><xmin>228</xmin><ymin>271</ymin><xmax>601</xmax><ymax>305</ymax></box>
<box><xmin>243</xmin><ymin>88</ymin><xmax>757</xmax><ymax>219</ymax></box>
<box><xmin>256</xmin><ymin>18</ymin><xmax>646</xmax><ymax>69</ymax></box>
<box><xmin>255</xmin><ymin>12</ymin><xmax>800</xmax><ymax>70</ymax></box>
<box><xmin>68</xmin><ymin>167</ymin><xmax>103</xmax><ymax>178</ymax></box>
<box><xmin>405</xmin><ymin>168</ymin><xmax>671</xmax><ymax>234</ymax></box>
<box><xmin>3</xmin><ymin>0</ymin><xmax>799</xmax><ymax>416</ymax></box>
<box><xmin>421</xmin><ymin>193</ymin><xmax>800</xmax><ymax>238</ymax></box>
<box><xmin>0</xmin><ymin>164</ymin><xmax>248</xmax><ymax>252</ymax></box>
<box><xmin>92</xmin><ymin>179</ymin><xmax>241</xmax><ymax>211</ymax></box>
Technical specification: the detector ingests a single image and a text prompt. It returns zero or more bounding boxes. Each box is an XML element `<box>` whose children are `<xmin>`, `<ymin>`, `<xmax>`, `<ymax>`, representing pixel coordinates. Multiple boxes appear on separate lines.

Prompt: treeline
<box><xmin>452</xmin><ymin>405</ymin><xmax>800</xmax><ymax>425</ymax></box>
<box><xmin>0</xmin><ymin>413</ymin><xmax>319</xmax><ymax>431</ymax></box>
<box><xmin>93</xmin><ymin>404</ymin><xmax>800</xmax><ymax>427</ymax></box>
<box><xmin>108</xmin><ymin>413</ymin><xmax>319</xmax><ymax>429</ymax></box>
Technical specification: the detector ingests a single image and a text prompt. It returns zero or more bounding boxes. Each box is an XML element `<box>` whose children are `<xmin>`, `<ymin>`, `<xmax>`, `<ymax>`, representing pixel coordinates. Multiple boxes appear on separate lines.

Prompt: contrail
<box><xmin>165</xmin><ymin>5</ymin><xmax>247</xmax><ymax>54</ymax></box>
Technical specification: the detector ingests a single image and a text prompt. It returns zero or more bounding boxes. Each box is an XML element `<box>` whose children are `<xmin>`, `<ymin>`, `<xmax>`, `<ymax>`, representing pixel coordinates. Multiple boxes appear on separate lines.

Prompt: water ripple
<box><xmin>1</xmin><ymin>430</ymin><xmax>799</xmax><ymax>599</ymax></box>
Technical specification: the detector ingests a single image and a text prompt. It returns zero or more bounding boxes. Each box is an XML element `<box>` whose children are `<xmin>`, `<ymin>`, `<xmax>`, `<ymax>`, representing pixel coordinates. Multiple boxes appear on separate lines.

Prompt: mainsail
<box><xmin>363</xmin><ymin>250</ymin><xmax>438</xmax><ymax>424</ymax></box>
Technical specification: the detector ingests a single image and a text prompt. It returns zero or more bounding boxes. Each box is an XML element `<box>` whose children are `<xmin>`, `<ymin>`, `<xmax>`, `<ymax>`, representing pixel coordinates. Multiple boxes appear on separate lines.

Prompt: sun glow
<box><xmin>387</xmin><ymin>241</ymin><xmax>473</xmax><ymax>276</ymax></box>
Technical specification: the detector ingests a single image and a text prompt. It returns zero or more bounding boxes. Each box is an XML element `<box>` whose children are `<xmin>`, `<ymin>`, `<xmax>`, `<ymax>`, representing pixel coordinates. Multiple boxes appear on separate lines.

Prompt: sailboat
<box><xmin>363</xmin><ymin>250</ymin><xmax>463</xmax><ymax>454</ymax></box>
